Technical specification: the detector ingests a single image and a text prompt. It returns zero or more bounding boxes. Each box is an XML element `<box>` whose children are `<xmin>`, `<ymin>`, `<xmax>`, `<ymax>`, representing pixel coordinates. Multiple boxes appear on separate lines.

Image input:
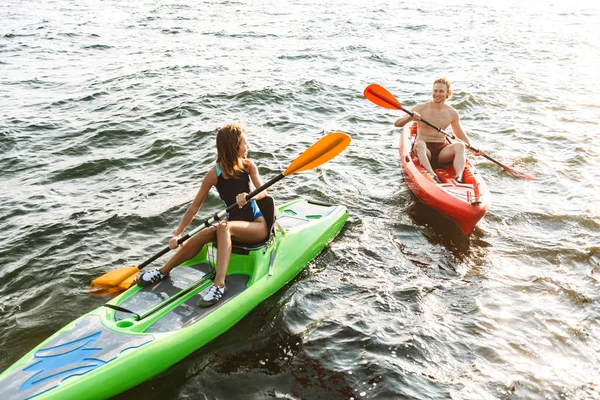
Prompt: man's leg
<box><xmin>413</xmin><ymin>141</ymin><xmax>436</xmax><ymax>177</ymax></box>
<box><xmin>439</xmin><ymin>143</ymin><xmax>466</xmax><ymax>181</ymax></box>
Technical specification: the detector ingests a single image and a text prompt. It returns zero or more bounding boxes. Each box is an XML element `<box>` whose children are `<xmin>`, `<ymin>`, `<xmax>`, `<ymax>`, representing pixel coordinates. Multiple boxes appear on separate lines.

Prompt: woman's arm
<box><xmin>169</xmin><ymin>167</ymin><xmax>217</xmax><ymax>248</ymax></box>
<box><xmin>245</xmin><ymin>159</ymin><xmax>266</xmax><ymax>201</ymax></box>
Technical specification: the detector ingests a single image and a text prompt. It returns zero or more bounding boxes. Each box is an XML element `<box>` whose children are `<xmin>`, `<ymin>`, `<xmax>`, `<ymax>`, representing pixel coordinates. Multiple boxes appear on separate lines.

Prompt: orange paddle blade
<box><xmin>284</xmin><ymin>132</ymin><xmax>351</xmax><ymax>176</ymax></box>
<box><xmin>90</xmin><ymin>266</ymin><xmax>139</xmax><ymax>289</ymax></box>
<box><xmin>504</xmin><ymin>166</ymin><xmax>535</xmax><ymax>180</ymax></box>
<box><xmin>363</xmin><ymin>84</ymin><xmax>403</xmax><ymax>110</ymax></box>
<box><xmin>89</xmin><ymin>286</ymin><xmax>127</xmax><ymax>298</ymax></box>
<box><xmin>117</xmin><ymin>274</ymin><xmax>137</xmax><ymax>291</ymax></box>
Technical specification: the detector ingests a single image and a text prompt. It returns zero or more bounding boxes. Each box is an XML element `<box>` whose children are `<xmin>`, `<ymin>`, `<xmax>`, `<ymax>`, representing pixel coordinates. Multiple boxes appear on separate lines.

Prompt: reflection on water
<box><xmin>406</xmin><ymin>200</ymin><xmax>473</xmax><ymax>254</ymax></box>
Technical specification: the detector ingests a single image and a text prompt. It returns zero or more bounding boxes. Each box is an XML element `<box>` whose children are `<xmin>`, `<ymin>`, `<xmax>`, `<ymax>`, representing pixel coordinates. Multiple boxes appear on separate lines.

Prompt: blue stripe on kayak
<box><xmin>0</xmin><ymin>315</ymin><xmax>153</xmax><ymax>400</ymax></box>
<box><xmin>20</xmin><ymin>332</ymin><xmax>104</xmax><ymax>393</ymax></box>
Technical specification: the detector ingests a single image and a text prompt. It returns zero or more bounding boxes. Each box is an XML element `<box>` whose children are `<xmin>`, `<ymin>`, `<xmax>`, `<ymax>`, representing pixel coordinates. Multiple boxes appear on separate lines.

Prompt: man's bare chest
<box><xmin>421</xmin><ymin>109</ymin><xmax>453</xmax><ymax>128</ymax></box>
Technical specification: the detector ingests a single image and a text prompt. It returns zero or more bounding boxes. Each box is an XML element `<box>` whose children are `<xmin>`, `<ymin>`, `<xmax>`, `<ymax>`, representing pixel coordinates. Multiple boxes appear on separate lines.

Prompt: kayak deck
<box><xmin>115</xmin><ymin>262</ymin><xmax>251</xmax><ymax>333</ymax></box>
<box><xmin>0</xmin><ymin>315</ymin><xmax>154</xmax><ymax>400</ymax></box>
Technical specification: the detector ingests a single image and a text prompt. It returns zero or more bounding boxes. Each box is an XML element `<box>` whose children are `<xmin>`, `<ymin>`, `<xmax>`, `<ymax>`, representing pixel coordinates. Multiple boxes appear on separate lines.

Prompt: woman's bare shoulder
<box><xmin>243</xmin><ymin>159</ymin><xmax>257</xmax><ymax>172</ymax></box>
<box><xmin>203</xmin><ymin>165</ymin><xmax>218</xmax><ymax>184</ymax></box>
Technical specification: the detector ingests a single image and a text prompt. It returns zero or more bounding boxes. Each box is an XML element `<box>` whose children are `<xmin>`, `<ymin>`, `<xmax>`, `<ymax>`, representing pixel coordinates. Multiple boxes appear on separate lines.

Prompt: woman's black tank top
<box><xmin>215</xmin><ymin>164</ymin><xmax>261</xmax><ymax>222</ymax></box>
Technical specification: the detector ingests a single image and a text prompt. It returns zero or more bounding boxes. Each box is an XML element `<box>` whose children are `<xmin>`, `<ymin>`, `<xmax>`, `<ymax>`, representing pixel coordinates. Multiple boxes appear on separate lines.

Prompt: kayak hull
<box><xmin>399</xmin><ymin>123</ymin><xmax>490</xmax><ymax>235</ymax></box>
<box><xmin>0</xmin><ymin>199</ymin><xmax>348</xmax><ymax>400</ymax></box>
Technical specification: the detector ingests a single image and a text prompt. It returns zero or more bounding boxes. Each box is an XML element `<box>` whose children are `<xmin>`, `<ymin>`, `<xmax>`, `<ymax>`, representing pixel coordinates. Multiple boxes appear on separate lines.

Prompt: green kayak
<box><xmin>0</xmin><ymin>198</ymin><xmax>348</xmax><ymax>400</ymax></box>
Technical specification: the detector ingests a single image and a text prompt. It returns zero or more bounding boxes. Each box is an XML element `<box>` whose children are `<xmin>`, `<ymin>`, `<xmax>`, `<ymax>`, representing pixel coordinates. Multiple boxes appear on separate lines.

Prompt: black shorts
<box><xmin>413</xmin><ymin>141</ymin><xmax>449</xmax><ymax>167</ymax></box>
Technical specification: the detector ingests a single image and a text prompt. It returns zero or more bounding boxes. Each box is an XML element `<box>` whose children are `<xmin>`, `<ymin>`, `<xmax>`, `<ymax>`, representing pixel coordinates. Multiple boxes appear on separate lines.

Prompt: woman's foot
<box><xmin>197</xmin><ymin>284</ymin><xmax>227</xmax><ymax>307</ymax></box>
<box><xmin>135</xmin><ymin>269</ymin><xmax>168</xmax><ymax>287</ymax></box>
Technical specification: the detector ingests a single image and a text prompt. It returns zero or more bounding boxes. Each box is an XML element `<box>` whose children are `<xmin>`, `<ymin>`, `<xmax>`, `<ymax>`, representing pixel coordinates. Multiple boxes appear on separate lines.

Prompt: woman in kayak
<box><xmin>135</xmin><ymin>122</ymin><xmax>269</xmax><ymax>307</ymax></box>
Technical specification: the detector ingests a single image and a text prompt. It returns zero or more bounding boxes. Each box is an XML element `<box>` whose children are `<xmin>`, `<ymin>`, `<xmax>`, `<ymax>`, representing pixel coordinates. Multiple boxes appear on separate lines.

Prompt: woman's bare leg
<box><xmin>214</xmin><ymin>218</ymin><xmax>268</xmax><ymax>287</ymax></box>
<box><xmin>159</xmin><ymin>226</ymin><xmax>217</xmax><ymax>275</ymax></box>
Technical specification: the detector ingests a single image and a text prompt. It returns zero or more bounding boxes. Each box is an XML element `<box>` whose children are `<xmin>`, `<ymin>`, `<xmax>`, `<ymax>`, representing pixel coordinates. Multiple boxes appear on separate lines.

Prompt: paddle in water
<box><xmin>363</xmin><ymin>83</ymin><xmax>535</xmax><ymax>180</ymax></box>
<box><xmin>90</xmin><ymin>131</ymin><xmax>351</xmax><ymax>292</ymax></box>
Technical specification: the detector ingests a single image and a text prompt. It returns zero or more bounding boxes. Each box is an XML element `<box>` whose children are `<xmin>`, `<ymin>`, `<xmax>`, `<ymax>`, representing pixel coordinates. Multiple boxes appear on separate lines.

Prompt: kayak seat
<box><xmin>410</xmin><ymin>122</ymin><xmax>418</xmax><ymax>137</ymax></box>
<box><xmin>462</xmin><ymin>167</ymin><xmax>476</xmax><ymax>185</ymax></box>
<box><xmin>230</xmin><ymin>195</ymin><xmax>276</xmax><ymax>255</ymax></box>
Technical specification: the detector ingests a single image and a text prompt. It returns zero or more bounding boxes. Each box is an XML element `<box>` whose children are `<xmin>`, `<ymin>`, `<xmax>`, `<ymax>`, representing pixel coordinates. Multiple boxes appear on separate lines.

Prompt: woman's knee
<box><xmin>216</xmin><ymin>221</ymin><xmax>230</xmax><ymax>237</ymax></box>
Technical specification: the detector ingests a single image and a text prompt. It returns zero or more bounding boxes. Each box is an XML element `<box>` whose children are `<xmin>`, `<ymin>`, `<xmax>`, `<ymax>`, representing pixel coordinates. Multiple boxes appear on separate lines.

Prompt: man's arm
<box><xmin>450</xmin><ymin>109</ymin><xmax>470</xmax><ymax>145</ymax></box>
<box><xmin>394</xmin><ymin>104</ymin><xmax>423</xmax><ymax>127</ymax></box>
<box><xmin>450</xmin><ymin>109</ymin><xmax>484</xmax><ymax>155</ymax></box>
<box><xmin>394</xmin><ymin>114</ymin><xmax>413</xmax><ymax>127</ymax></box>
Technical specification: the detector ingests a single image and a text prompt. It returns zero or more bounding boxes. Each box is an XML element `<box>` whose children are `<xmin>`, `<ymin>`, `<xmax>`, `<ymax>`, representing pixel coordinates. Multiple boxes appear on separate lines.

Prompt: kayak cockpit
<box><xmin>103</xmin><ymin>199</ymin><xmax>341</xmax><ymax>334</ymax></box>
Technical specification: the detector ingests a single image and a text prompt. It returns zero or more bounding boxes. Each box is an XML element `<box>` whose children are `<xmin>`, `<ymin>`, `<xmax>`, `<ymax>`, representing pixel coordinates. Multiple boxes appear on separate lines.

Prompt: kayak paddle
<box><xmin>363</xmin><ymin>83</ymin><xmax>535</xmax><ymax>180</ymax></box>
<box><xmin>90</xmin><ymin>131</ymin><xmax>351</xmax><ymax>291</ymax></box>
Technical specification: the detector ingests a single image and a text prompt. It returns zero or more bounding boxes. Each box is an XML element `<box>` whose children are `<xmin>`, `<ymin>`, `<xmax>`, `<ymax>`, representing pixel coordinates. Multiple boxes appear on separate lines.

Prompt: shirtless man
<box><xmin>394</xmin><ymin>77</ymin><xmax>478</xmax><ymax>183</ymax></box>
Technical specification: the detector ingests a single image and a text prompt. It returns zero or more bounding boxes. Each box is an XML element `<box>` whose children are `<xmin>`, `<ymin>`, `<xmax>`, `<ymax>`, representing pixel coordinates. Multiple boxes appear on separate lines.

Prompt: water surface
<box><xmin>1</xmin><ymin>0</ymin><xmax>599</xmax><ymax>399</ymax></box>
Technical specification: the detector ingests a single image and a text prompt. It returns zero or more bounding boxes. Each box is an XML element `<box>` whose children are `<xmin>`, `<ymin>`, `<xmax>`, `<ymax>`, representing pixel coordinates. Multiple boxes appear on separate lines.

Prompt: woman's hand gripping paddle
<box><xmin>363</xmin><ymin>83</ymin><xmax>535</xmax><ymax>180</ymax></box>
<box><xmin>90</xmin><ymin>132</ymin><xmax>351</xmax><ymax>292</ymax></box>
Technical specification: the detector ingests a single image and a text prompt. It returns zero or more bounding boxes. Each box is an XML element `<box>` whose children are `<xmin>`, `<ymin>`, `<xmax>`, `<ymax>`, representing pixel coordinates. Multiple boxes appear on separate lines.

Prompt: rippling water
<box><xmin>1</xmin><ymin>0</ymin><xmax>600</xmax><ymax>398</ymax></box>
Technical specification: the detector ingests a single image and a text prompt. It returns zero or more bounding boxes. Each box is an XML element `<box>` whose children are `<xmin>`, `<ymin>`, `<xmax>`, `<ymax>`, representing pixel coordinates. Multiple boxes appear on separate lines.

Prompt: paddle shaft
<box><xmin>137</xmin><ymin>173</ymin><xmax>285</xmax><ymax>270</ymax></box>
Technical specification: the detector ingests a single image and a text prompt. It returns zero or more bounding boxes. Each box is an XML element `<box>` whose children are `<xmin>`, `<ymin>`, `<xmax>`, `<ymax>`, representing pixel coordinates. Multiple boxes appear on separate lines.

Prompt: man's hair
<box><xmin>433</xmin><ymin>77</ymin><xmax>453</xmax><ymax>99</ymax></box>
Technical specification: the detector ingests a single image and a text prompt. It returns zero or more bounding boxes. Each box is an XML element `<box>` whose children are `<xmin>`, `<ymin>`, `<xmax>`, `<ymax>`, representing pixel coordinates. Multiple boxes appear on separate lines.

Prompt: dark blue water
<box><xmin>1</xmin><ymin>0</ymin><xmax>599</xmax><ymax>398</ymax></box>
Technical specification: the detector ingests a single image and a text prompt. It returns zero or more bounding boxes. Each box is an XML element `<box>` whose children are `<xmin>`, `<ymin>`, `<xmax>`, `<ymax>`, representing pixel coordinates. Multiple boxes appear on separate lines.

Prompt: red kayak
<box><xmin>399</xmin><ymin>122</ymin><xmax>490</xmax><ymax>235</ymax></box>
